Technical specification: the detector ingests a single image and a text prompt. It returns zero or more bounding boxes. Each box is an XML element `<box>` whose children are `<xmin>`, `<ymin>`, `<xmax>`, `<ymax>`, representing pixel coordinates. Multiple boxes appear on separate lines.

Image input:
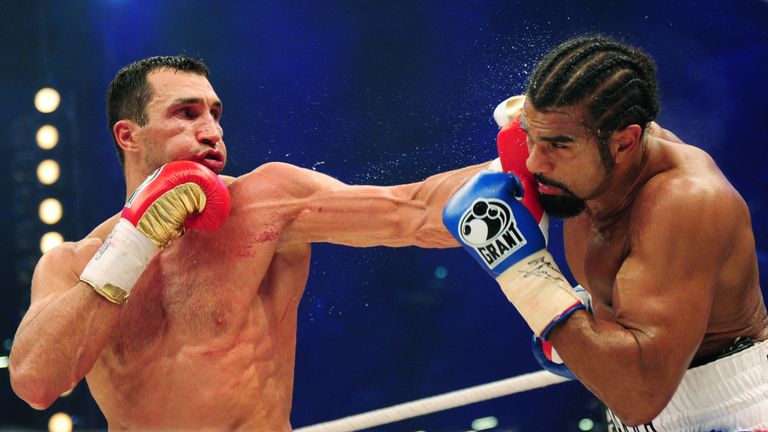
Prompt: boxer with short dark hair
<box><xmin>8</xmin><ymin>55</ymin><xmax>485</xmax><ymax>430</ymax></box>
<box><xmin>448</xmin><ymin>35</ymin><xmax>768</xmax><ymax>429</ymax></box>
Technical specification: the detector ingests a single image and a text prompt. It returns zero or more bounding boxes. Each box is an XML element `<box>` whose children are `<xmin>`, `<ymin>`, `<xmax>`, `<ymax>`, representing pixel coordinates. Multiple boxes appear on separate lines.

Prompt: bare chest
<box><xmin>105</xmin><ymin>222</ymin><xmax>307</xmax><ymax>365</ymax></box>
<box><xmin>567</xmin><ymin>215</ymin><xmax>631</xmax><ymax>311</ymax></box>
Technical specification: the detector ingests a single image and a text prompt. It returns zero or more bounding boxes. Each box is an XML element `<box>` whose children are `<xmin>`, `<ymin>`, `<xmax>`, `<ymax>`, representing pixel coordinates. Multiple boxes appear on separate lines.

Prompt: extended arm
<box><xmin>253</xmin><ymin>162</ymin><xmax>488</xmax><ymax>248</ymax></box>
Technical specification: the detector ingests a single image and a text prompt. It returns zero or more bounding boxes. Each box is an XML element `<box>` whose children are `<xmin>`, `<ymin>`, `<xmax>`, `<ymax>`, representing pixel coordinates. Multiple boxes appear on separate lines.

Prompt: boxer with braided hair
<box><xmin>528</xmin><ymin>35</ymin><xmax>659</xmax><ymax>173</ymax></box>
<box><xmin>449</xmin><ymin>35</ymin><xmax>768</xmax><ymax>429</ymax></box>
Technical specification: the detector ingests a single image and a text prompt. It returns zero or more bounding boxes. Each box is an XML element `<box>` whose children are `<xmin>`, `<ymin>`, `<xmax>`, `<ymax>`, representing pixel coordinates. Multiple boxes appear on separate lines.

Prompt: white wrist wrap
<box><xmin>495</xmin><ymin>249</ymin><xmax>583</xmax><ymax>337</ymax></box>
<box><xmin>80</xmin><ymin>219</ymin><xmax>159</xmax><ymax>304</ymax></box>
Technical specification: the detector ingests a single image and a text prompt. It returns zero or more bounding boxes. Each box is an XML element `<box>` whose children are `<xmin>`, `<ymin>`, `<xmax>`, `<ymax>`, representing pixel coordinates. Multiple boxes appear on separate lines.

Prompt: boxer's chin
<box><xmin>539</xmin><ymin>194</ymin><xmax>586</xmax><ymax>219</ymax></box>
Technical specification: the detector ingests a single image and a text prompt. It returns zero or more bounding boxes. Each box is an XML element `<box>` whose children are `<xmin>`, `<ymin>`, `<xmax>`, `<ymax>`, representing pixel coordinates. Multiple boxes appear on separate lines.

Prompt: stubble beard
<box><xmin>143</xmin><ymin>137</ymin><xmax>166</xmax><ymax>173</ymax></box>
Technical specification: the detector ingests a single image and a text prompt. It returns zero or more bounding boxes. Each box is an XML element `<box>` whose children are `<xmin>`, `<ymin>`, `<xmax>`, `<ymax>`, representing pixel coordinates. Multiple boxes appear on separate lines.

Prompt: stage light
<box><xmin>35</xmin><ymin>87</ymin><xmax>61</xmax><ymax>114</ymax></box>
<box><xmin>36</xmin><ymin>125</ymin><xmax>59</xmax><ymax>150</ymax></box>
<box><xmin>39</xmin><ymin>198</ymin><xmax>63</xmax><ymax>225</ymax></box>
<box><xmin>471</xmin><ymin>416</ymin><xmax>498</xmax><ymax>431</ymax></box>
<box><xmin>37</xmin><ymin>159</ymin><xmax>61</xmax><ymax>185</ymax></box>
<box><xmin>434</xmin><ymin>266</ymin><xmax>448</xmax><ymax>279</ymax></box>
<box><xmin>48</xmin><ymin>412</ymin><xmax>72</xmax><ymax>432</ymax></box>
<box><xmin>578</xmin><ymin>418</ymin><xmax>595</xmax><ymax>431</ymax></box>
<box><xmin>0</xmin><ymin>356</ymin><xmax>8</xmax><ymax>369</ymax></box>
<box><xmin>40</xmin><ymin>232</ymin><xmax>64</xmax><ymax>253</ymax></box>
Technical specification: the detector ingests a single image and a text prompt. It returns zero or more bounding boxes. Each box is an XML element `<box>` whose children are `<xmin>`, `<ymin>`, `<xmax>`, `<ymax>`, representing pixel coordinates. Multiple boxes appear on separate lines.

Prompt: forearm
<box><xmin>547</xmin><ymin>312</ymin><xmax>683</xmax><ymax>424</ymax></box>
<box><xmin>288</xmin><ymin>162</ymin><xmax>487</xmax><ymax>248</ymax></box>
<box><xmin>402</xmin><ymin>162</ymin><xmax>488</xmax><ymax>248</ymax></box>
<box><xmin>10</xmin><ymin>282</ymin><xmax>121</xmax><ymax>409</ymax></box>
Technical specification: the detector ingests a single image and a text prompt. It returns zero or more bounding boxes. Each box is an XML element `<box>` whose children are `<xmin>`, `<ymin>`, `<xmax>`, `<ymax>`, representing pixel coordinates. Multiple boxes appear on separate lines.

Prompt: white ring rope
<box><xmin>295</xmin><ymin>370</ymin><xmax>571</xmax><ymax>432</ymax></box>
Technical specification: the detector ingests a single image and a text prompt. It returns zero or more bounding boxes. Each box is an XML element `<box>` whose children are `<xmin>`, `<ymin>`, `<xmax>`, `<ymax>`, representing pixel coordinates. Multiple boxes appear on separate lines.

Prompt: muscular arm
<box><xmin>250</xmin><ymin>162</ymin><xmax>487</xmax><ymax>248</ymax></box>
<box><xmin>549</xmin><ymin>179</ymin><xmax>735</xmax><ymax>424</ymax></box>
<box><xmin>10</xmin><ymin>217</ymin><xmax>121</xmax><ymax>409</ymax></box>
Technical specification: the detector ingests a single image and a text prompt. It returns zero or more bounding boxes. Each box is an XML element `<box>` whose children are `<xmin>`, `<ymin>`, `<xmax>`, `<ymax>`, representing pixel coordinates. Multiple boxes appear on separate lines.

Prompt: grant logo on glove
<box><xmin>457</xmin><ymin>198</ymin><xmax>528</xmax><ymax>269</ymax></box>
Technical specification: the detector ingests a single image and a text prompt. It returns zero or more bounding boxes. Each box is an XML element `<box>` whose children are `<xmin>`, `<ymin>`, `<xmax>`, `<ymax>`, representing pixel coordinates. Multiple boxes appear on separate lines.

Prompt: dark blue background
<box><xmin>2</xmin><ymin>1</ymin><xmax>766</xmax><ymax>430</ymax></box>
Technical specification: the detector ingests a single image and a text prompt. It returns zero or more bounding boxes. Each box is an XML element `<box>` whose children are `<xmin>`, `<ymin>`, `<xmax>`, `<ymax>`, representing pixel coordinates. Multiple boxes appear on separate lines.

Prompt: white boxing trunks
<box><xmin>606</xmin><ymin>339</ymin><xmax>768</xmax><ymax>432</ymax></box>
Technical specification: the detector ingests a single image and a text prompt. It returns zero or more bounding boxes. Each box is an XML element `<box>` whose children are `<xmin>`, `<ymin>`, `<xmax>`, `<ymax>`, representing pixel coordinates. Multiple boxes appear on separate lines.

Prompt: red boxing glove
<box><xmin>497</xmin><ymin>115</ymin><xmax>544</xmax><ymax>224</ymax></box>
<box><xmin>81</xmin><ymin>161</ymin><xmax>230</xmax><ymax>304</ymax></box>
<box><xmin>123</xmin><ymin>160</ymin><xmax>231</xmax><ymax>238</ymax></box>
<box><xmin>497</xmin><ymin>115</ymin><xmax>548</xmax><ymax>244</ymax></box>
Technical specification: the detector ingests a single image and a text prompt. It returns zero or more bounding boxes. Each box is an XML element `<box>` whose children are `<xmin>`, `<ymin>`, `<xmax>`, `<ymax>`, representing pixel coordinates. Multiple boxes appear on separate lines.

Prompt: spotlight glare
<box><xmin>37</xmin><ymin>159</ymin><xmax>61</xmax><ymax>185</ymax></box>
<box><xmin>578</xmin><ymin>418</ymin><xmax>595</xmax><ymax>431</ymax></box>
<box><xmin>40</xmin><ymin>232</ymin><xmax>64</xmax><ymax>253</ymax></box>
<box><xmin>434</xmin><ymin>266</ymin><xmax>448</xmax><ymax>279</ymax></box>
<box><xmin>35</xmin><ymin>87</ymin><xmax>61</xmax><ymax>113</ymax></box>
<box><xmin>471</xmin><ymin>416</ymin><xmax>498</xmax><ymax>431</ymax></box>
<box><xmin>39</xmin><ymin>198</ymin><xmax>63</xmax><ymax>225</ymax></box>
<box><xmin>36</xmin><ymin>125</ymin><xmax>60</xmax><ymax>149</ymax></box>
<box><xmin>0</xmin><ymin>356</ymin><xmax>8</xmax><ymax>369</ymax></box>
<box><xmin>48</xmin><ymin>412</ymin><xmax>73</xmax><ymax>432</ymax></box>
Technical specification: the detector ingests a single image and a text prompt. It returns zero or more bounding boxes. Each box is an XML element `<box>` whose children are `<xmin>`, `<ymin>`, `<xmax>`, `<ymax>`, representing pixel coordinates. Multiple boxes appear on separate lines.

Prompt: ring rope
<box><xmin>295</xmin><ymin>370</ymin><xmax>571</xmax><ymax>432</ymax></box>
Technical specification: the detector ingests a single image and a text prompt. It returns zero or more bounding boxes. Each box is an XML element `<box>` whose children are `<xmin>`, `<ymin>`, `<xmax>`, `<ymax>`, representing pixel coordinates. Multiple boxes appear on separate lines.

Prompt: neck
<box><xmin>585</xmin><ymin>138</ymin><xmax>651</xmax><ymax>222</ymax></box>
<box><xmin>123</xmin><ymin>162</ymin><xmax>152</xmax><ymax>200</ymax></box>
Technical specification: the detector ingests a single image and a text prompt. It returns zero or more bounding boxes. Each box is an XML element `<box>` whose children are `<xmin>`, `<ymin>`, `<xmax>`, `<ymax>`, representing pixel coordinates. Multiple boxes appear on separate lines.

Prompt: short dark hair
<box><xmin>106</xmin><ymin>55</ymin><xmax>210</xmax><ymax>169</ymax></box>
<box><xmin>525</xmin><ymin>35</ymin><xmax>660</xmax><ymax>170</ymax></box>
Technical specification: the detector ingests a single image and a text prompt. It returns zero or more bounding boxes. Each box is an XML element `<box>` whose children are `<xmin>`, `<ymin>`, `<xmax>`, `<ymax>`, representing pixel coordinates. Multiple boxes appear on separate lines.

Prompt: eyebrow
<box><xmin>170</xmin><ymin>97</ymin><xmax>223</xmax><ymax>110</ymax></box>
<box><xmin>519</xmin><ymin>116</ymin><xmax>574</xmax><ymax>143</ymax></box>
<box><xmin>541</xmin><ymin>135</ymin><xmax>574</xmax><ymax>144</ymax></box>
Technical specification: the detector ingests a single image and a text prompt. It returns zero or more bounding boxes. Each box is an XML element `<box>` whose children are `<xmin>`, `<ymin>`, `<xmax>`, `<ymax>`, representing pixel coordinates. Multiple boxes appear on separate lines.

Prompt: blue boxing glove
<box><xmin>532</xmin><ymin>285</ymin><xmax>593</xmax><ymax>379</ymax></box>
<box><xmin>443</xmin><ymin>170</ymin><xmax>585</xmax><ymax>339</ymax></box>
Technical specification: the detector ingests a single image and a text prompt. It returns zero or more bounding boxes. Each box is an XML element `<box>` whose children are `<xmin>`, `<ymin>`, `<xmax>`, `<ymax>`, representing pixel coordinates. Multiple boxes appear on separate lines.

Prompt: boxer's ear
<box><xmin>114</xmin><ymin>119</ymin><xmax>140</xmax><ymax>154</ymax></box>
<box><xmin>612</xmin><ymin>124</ymin><xmax>642</xmax><ymax>164</ymax></box>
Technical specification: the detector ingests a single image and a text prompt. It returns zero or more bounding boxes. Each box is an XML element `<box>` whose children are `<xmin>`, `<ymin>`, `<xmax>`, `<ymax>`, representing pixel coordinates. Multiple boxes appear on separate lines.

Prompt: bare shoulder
<box><xmin>30</xmin><ymin>214</ymin><xmax>119</xmax><ymax>304</ymax></box>
<box><xmin>85</xmin><ymin>213</ymin><xmax>121</xmax><ymax>240</ymax></box>
<box><xmin>233</xmin><ymin>162</ymin><xmax>332</xmax><ymax>197</ymax></box>
<box><xmin>31</xmin><ymin>237</ymin><xmax>102</xmax><ymax>304</ymax></box>
<box><xmin>633</xmin><ymin>153</ymin><xmax>746</xmax><ymax>243</ymax></box>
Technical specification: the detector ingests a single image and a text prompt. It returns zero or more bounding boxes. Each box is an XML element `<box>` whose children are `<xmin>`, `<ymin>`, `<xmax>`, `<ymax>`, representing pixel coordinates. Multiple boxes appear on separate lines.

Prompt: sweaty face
<box><xmin>134</xmin><ymin>69</ymin><xmax>227</xmax><ymax>174</ymax></box>
<box><xmin>520</xmin><ymin>101</ymin><xmax>612</xmax><ymax>219</ymax></box>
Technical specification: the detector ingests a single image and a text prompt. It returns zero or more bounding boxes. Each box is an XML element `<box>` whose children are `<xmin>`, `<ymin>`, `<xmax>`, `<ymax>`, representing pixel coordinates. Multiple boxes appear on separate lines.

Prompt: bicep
<box><xmin>611</xmin><ymin>195</ymin><xmax>732</xmax><ymax>369</ymax></box>
<box><xmin>29</xmin><ymin>239</ymin><xmax>101</xmax><ymax>307</ymax></box>
<box><xmin>279</xmin><ymin>162</ymin><xmax>486</xmax><ymax>247</ymax></box>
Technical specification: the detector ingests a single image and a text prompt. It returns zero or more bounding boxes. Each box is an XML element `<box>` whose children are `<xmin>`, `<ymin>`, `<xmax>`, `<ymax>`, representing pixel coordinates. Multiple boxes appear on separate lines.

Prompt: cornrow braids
<box><xmin>526</xmin><ymin>35</ymin><xmax>660</xmax><ymax>169</ymax></box>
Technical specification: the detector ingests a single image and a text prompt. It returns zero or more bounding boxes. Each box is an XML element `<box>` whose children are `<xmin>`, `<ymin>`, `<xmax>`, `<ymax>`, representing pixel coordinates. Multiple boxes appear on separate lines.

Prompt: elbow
<box><xmin>9</xmin><ymin>358</ymin><xmax>61</xmax><ymax>410</ymax></box>
<box><xmin>607</xmin><ymin>392</ymin><xmax>671</xmax><ymax>427</ymax></box>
